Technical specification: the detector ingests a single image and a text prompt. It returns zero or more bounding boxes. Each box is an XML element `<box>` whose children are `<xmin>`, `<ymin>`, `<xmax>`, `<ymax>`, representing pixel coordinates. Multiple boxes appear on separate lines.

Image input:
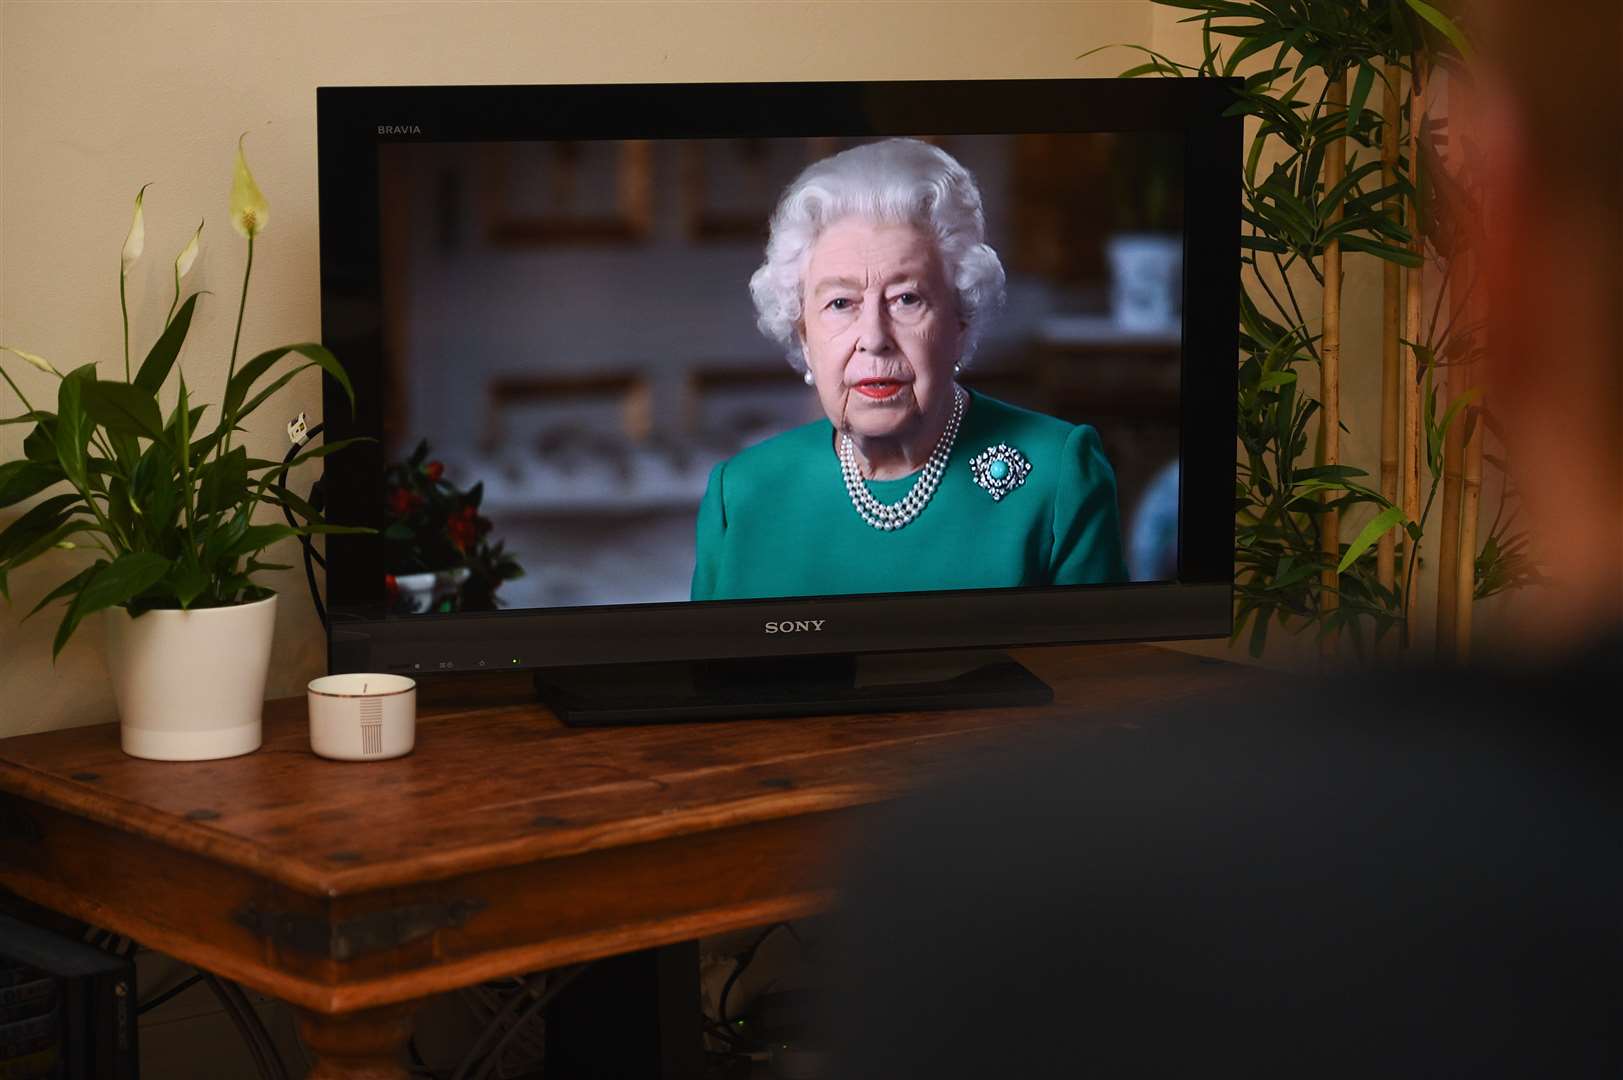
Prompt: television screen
<box><xmin>316</xmin><ymin>81</ymin><xmax>1236</xmax><ymax>681</ymax></box>
<box><xmin>375</xmin><ymin>131</ymin><xmax>1186</xmax><ymax>615</ymax></box>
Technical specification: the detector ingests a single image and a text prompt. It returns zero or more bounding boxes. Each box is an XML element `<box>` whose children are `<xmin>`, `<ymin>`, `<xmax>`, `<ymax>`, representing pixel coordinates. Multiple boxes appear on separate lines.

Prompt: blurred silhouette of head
<box><xmin>1467</xmin><ymin>0</ymin><xmax>1622</xmax><ymax>649</ymax></box>
<box><xmin>821</xmin><ymin>6</ymin><xmax>1623</xmax><ymax>1076</ymax></box>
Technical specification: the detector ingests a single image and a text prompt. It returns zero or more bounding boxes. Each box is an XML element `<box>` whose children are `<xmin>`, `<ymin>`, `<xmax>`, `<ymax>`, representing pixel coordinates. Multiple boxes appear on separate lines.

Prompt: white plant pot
<box><xmin>104</xmin><ymin>593</ymin><xmax>277</xmax><ymax>761</ymax></box>
<box><xmin>1105</xmin><ymin>231</ymin><xmax>1184</xmax><ymax>332</ymax></box>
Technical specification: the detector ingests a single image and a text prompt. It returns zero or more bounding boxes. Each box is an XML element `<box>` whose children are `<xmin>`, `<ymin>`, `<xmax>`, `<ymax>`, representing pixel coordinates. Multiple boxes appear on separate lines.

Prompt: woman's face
<box><xmin>799</xmin><ymin>216</ymin><xmax>965</xmax><ymax>444</ymax></box>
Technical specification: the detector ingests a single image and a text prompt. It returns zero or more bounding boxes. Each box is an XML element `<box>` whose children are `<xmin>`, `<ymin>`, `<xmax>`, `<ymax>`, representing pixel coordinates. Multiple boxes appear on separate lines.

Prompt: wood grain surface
<box><xmin>0</xmin><ymin>643</ymin><xmax>1259</xmax><ymax>1017</ymax></box>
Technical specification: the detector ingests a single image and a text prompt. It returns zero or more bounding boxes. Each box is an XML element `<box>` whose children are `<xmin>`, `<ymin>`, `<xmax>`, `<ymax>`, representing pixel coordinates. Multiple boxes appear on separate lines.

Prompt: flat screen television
<box><xmin>315</xmin><ymin>79</ymin><xmax>1238</xmax><ymax>723</ymax></box>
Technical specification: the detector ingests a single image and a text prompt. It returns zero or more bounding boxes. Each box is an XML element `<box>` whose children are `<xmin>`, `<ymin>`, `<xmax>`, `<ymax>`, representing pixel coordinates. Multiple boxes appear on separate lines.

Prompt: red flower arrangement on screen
<box><xmin>387</xmin><ymin>487</ymin><xmax>423</xmax><ymax>517</ymax></box>
<box><xmin>382</xmin><ymin>440</ymin><xmax>522</xmax><ymax>612</ymax></box>
<box><xmin>446</xmin><ymin>505</ymin><xmax>481</xmax><ymax>554</ymax></box>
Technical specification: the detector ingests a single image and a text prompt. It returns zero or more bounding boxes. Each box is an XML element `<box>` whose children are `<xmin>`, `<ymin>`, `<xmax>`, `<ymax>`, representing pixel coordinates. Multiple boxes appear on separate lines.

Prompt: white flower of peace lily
<box><xmin>176</xmin><ymin>220</ymin><xmax>203</xmax><ymax>281</ymax></box>
<box><xmin>121</xmin><ymin>183</ymin><xmax>151</xmax><ymax>272</ymax></box>
<box><xmin>166</xmin><ymin>219</ymin><xmax>206</xmax><ymax>328</ymax></box>
<box><xmin>0</xmin><ymin>345</ymin><xmax>60</xmax><ymax>377</ymax></box>
<box><xmin>230</xmin><ymin>134</ymin><xmax>268</xmax><ymax>239</ymax></box>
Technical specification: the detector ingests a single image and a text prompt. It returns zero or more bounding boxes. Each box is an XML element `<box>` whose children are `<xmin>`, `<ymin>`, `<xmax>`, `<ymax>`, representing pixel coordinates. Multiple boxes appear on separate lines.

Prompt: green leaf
<box><xmin>1077</xmin><ymin>42</ymin><xmax>1190</xmax><ymax>78</ymax></box>
<box><xmin>265</xmin><ymin>483</ymin><xmax>321</xmax><ymax>524</ymax></box>
<box><xmin>81</xmin><ymin>380</ymin><xmax>166</xmax><ymax>442</ymax></box>
<box><xmin>0</xmin><ymin>460</ymin><xmax>66</xmax><ymax>509</ymax></box>
<box><xmin>1437</xmin><ymin>388</ymin><xmax>1482</xmax><ymax>445</ymax></box>
<box><xmin>24</xmin><ymin>562</ymin><xmax>102</xmax><ymax>621</ymax></box>
<box><xmin>223</xmin><ymin>523</ymin><xmax>299</xmax><ymax>558</ymax></box>
<box><xmin>1269</xmin><ymin>559</ymin><xmax>1319</xmax><ymax>591</ymax></box>
<box><xmin>177</xmin><ymin>370</ymin><xmax>193</xmax><ymax>475</ymax></box>
<box><xmin>1340</xmin><ymin>235</ymin><xmax>1423</xmax><ymax>266</ymax></box>
<box><xmin>297</xmin><ymin>521</ymin><xmax>372</xmax><ymax>536</ymax></box>
<box><xmin>134</xmin><ymin>293</ymin><xmax>199</xmax><ymax>393</ymax></box>
<box><xmin>232</xmin><ymin>362</ymin><xmax>317</xmax><ymax>430</ymax></box>
<box><xmin>22</xmin><ymin>414</ymin><xmax>58</xmax><ymax>464</ymax></box>
<box><xmin>201</xmin><ymin>510</ymin><xmax>249</xmax><ymax>568</ymax></box>
<box><xmin>1274</xmin><ymin>377</ymin><xmax>1297</xmax><ymax>458</ymax></box>
<box><xmin>188</xmin><ymin>427</ymin><xmax>228</xmax><ymax>465</ymax></box>
<box><xmin>41</xmin><ymin>525</ymin><xmax>107</xmax><ymax>565</ymax></box>
<box><xmin>214</xmin><ymin>574</ymin><xmax>255</xmax><ymax>605</ymax></box>
<box><xmin>53</xmin><ymin>551</ymin><xmax>172</xmax><ymax>658</ymax></box>
<box><xmin>198</xmin><ymin>447</ymin><xmax>250</xmax><ymax>518</ymax></box>
<box><xmin>1404</xmin><ymin>0</ymin><xmax>1475</xmax><ymax>60</ymax></box>
<box><xmin>1339</xmin><ymin>506</ymin><xmax>1408</xmax><ymax>574</ymax></box>
<box><xmin>1120</xmin><ymin>61</ymin><xmax>1178</xmax><ymax>78</ymax></box>
<box><xmin>1244</xmin><ymin>131</ymin><xmax>1268</xmax><ymax>189</ymax></box>
<box><xmin>221</xmin><ymin>343</ymin><xmax>354</xmax><ymax>431</ymax></box>
<box><xmin>0</xmin><ymin>494</ymin><xmax>85</xmax><ymax>565</ymax></box>
<box><xmin>1268</xmin><ymin>24</ymin><xmax>1307</xmax><ymax>79</ymax></box>
<box><xmin>1259</xmin><ymin>189</ymin><xmax>1317</xmax><ymax>242</ymax></box>
<box><xmin>53</xmin><ymin>370</ymin><xmax>92</xmax><ymax>489</ymax></box>
<box><xmin>164</xmin><ymin>402</ymin><xmax>208</xmax><ymax>443</ymax></box>
<box><xmin>130</xmin><ymin>442</ymin><xmax>180</xmax><ymax>540</ymax></box>
<box><xmin>249</xmin><ymin>435</ymin><xmax>372</xmax><ymax>476</ymax></box>
<box><xmin>1295</xmin><ymin>464</ymin><xmax>1370</xmax><ymax>482</ymax></box>
<box><xmin>106</xmin><ymin>477</ymin><xmax>137</xmax><ymax>541</ymax></box>
<box><xmin>1319</xmin><ymin>158</ymin><xmax>1386</xmax><ymax>220</ymax></box>
<box><xmin>1241</xmin><ymin>65</ymin><xmax>1292</xmax><ymax>94</ymax></box>
<box><xmin>166</xmin><ymin>561</ymin><xmax>210</xmax><ymax>610</ymax></box>
<box><xmin>1346</xmin><ymin>61</ymin><xmax>1376</xmax><ymax>126</ymax></box>
<box><xmin>1222</xmin><ymin>31</ymin><xmax>1278</xmax><ymax>79</ymax></box>
<box><xmin>108</xmin><ymin>432</ymin><xmax>141</xmax><ymax>478</ymax></box>
<box><xmin>243</xmin><ymin>558</ymin><xmax>293</xmax><ymax>575</ymax></box>
<box><xmin>1240</xmin><ymin>234</ymin><xmax>1289</xmax><ymax>253</ymax></box>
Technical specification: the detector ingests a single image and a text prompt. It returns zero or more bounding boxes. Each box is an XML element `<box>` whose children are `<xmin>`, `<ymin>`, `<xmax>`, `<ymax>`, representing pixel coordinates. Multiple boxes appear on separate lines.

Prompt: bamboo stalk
<box><xmin>1435</xmin><ymin>249</ymin><xmax>1470</xmax><ymax>657</ymax></box>
<box><xmin>1378</xmin><ymin>58</ymin><xmax>1403</xmax><ymax>644</ymax></box>
<box><xmin>1401</xmin><ymin>58</ymin><xmax>1426</xmax><ymax>636</ymax></box>
<box><xmin>1319</xmin><ymin>72</ymin><xmax>1347</xmax><ymax>656</ymax></box>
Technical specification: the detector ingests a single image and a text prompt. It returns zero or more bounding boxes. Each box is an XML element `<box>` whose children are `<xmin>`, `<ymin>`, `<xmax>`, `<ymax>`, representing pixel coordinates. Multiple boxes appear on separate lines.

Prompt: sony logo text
<box><xmin>763</xmin><ymin>620</ymin><xmax>826</xmax><ymax>634</ymax></box>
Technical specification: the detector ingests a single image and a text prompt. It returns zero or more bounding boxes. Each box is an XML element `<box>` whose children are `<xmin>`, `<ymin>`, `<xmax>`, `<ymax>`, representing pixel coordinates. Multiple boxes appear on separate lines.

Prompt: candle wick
<box><xmin>363</xmin><ymin>682</ymin><xmax>368</xmax><ymax>694</ymax></box>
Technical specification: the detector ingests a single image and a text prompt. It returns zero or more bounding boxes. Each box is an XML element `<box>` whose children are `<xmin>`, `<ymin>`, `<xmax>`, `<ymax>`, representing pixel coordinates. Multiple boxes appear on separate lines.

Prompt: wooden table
<box><xmin>0</xmin><ymin>643</ymin><xmax>1256</xmax><ymax>1077</ymax></box>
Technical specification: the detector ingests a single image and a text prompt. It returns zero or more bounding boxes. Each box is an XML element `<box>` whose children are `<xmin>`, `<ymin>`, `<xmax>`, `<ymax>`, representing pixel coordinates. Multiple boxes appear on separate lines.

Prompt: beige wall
<box><xmin>1</xmin><ymin>0</ymin><xmax>1155</xmax><ymax>735</ymax></box>
<box><xmin>0</xmin><ymin>0</ymin><xmax>1520</xmax><ymax>737</ymax></box>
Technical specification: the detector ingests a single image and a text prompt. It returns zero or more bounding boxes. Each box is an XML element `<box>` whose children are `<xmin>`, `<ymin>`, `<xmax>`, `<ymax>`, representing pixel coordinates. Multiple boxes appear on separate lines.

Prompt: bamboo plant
<box><xmin>1088</xmin><ymin>0</ymin><xmax>1536</xmax><ymax>659</ymax></box>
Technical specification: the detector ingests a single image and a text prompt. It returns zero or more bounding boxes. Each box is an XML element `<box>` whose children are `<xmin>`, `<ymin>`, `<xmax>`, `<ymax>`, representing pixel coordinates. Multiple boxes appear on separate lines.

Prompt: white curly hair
<box><xmin>748</xmin><ymin>138</ymin><xmax>1007</xmax><ymax>373</ymax></box>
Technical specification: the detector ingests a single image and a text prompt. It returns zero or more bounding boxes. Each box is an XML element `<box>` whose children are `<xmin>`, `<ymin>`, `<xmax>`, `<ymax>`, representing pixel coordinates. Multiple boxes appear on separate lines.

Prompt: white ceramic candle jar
<box><xmin>307</xmin><ymin>674</ymin><xmax>416</xmax><ymax>761</ymax></box>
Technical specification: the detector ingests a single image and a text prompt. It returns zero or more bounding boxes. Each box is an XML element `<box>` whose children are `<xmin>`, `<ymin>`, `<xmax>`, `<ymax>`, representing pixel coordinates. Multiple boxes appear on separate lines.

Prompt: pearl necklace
<box><xmin>838</xmin><ymin>385</ymin><xmax>967</xmax><ymax>531</ymax></box>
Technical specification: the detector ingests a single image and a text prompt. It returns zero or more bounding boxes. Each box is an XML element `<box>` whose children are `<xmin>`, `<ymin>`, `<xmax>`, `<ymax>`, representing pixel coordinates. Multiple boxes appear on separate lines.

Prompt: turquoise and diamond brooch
<box><xmin>969</xmin><ymin>444</ymin><xmax>1032</xmax><ymax>501</ymax></box>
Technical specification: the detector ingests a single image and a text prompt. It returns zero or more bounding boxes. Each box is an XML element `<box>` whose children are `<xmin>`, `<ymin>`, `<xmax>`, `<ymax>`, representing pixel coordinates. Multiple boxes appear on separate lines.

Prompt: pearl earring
<box><xmin>803</xmin><ymin>369</ymin><xmax>815</xmax><ymax>386</ymax></box>
<box><xmin>953</xmin><ymin>362</ymin><xmax>963</xmax><ymax>375</ymax></box>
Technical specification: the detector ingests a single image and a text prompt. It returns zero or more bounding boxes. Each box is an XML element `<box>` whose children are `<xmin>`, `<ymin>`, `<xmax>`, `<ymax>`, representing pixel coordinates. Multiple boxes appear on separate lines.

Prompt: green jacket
<box><xmin>691</xmin><ymin>389</ymin><xmax>1128</xmax><ymax>601</ymax></box>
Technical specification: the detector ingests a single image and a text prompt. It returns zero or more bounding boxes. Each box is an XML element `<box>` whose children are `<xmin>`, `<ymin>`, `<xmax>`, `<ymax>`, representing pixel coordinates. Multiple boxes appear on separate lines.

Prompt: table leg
<box><xmin>294</xmin><ymin>1001</ymin><xmax>420</xmax><ymax>1080</ymax></box>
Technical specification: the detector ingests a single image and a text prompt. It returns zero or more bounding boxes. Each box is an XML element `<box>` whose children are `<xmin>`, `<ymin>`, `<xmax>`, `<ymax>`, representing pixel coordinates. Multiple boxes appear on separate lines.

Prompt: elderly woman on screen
<box><xmin>691</xmin><ymin>138</ymin><xmax>1128</xmax><ymax>602</ymax></box>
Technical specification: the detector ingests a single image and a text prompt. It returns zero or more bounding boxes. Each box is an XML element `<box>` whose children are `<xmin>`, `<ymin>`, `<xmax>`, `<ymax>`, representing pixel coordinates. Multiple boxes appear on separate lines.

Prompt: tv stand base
<box><xmin>534</xmin><ymin>649</ymin><xmax>1053</xmax><ymax>726</ymax></box>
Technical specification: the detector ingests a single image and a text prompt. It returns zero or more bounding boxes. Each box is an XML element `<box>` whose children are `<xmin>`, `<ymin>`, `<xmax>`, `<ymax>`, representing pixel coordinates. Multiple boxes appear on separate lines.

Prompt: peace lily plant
<box><xmin>0</xmin><ymin>138</ymin><xmax>365</xmax><ymax>758</ymax></box>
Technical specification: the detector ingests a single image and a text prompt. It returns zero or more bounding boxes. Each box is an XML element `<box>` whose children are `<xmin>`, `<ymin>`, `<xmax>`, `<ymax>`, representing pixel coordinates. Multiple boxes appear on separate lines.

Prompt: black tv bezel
<box><xmin>315</xmin><ymin>79</ymin><xmax>1238</xmax><ymax>675</ymax></box>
